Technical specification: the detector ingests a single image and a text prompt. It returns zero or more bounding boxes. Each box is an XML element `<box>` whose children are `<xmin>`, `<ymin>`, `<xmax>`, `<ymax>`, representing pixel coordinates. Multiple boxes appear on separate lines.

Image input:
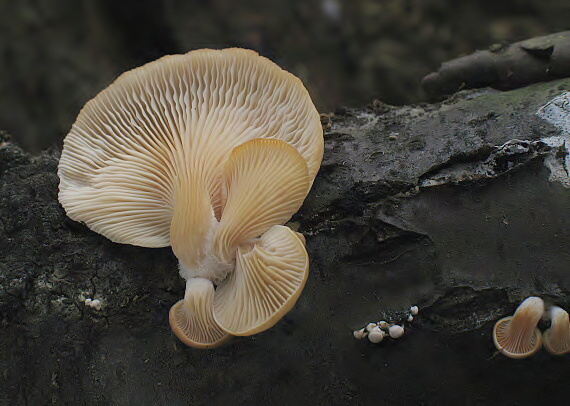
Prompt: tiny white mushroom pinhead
<box><xmin>366</xmin><ymin>322</ymin><xmax>378</xmax><ymax>332</ymax></box>
<box><xmin>410</xmin><ymin>306</ymin><xmax>419</xmax><ymax>315</ymax></box>
<box><xmin>407</xmin><ymin>314</ymin><xmax>414</xmax><ymax>322</ymax></box>
<box><xmin>90</xmin><ymin>299</ymin><xmax>102</xmax><ymax>311</ymax></box>
<box><xmin>353</xmin><ymin>328</ymin><xmax>367</xmax><ymax>339</ymax></box>
<box><xmin>543</xmin><ymin>306</ymin><xmax>570</xmax><ymax>356</ymax></box>
<box><xmin>493</xmin><ymin>296</ymin><xmax>544</xmax><ymax>359</ymax></box>
<box><xmin>389</xmin><ymin>325</ymin><xmax>405</xmax><ymax>339</ymax></box>
<box><xmin>368</xmin><ymin>330</ymin><xmax>385</xmax><ymax>344</ymax></box>
<box><xmin>378</xmin><ymin>321</ymin><xmax>388</xmax><ymax>330</ymax></box>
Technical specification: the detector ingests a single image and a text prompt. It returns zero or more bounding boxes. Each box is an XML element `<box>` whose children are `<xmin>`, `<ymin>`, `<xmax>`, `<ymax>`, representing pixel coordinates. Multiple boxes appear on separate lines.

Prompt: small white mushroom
<box><xmin>407</xmin><ymin>314</ymin><xmax>414</xmax><ymax>322</ymax></box>
<box><xmin>366</xmin><ymin>322</ymin><xmax>378</xmax><ymax>332</ymax></box>
<box><xmin>84</xmin><ymin>298</ymin><xmax>102</xmax><ymax>311</ymax></box>
<box><xmin>91</xmin><ymin>299</ymin><xmax>101</xmax><ymax>310</ymax></box>
<box><xmin>378</xmin><ymin>321</ymin><xmax>389</xmax><ymax>330</ymax></box>
<box><xmin>353</xmin><ymin>328</ymin><xmax>367</xmax><ymax>339</ymax></box>
<box><xmin>410</xmin><ymin>306</ymin><xmax>419</xmax><ymax>315</ymax></box>
<box><xmin>389</xmin><ymin>324</ymin><xmax>405</xmax><ymax>339</ymax></box>
<box><xmin>368</xmin><ymin>330</ymin><xmax>385</xmax><ymax>344</ymax></box>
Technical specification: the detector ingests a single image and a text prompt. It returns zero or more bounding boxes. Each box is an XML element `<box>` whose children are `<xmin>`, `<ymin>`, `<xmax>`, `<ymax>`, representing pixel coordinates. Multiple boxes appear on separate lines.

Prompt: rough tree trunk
<box><xmin>1</xmin><ymin>78</ymin><xmax>570</xmax><ymax>405</ymax></box>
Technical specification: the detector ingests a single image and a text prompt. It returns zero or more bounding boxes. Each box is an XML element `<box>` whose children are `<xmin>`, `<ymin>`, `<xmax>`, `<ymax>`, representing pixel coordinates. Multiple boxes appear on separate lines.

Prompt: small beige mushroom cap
<box><xmin>493</xmin><ymin>296</ymin><xmax>544</xmax><ymax>359</ymax></box>
<box><xmin>388</xmin><ymin>324</ymin><xmax>404</xmax><ymax>339</ymax></box>
<box><xmin>169</xmin><ymin>278</ymin><xmax>231</xmax><ymax>349</ymax></box>
<box><xmin>368</xmin><ymin>330</ymin><xmax>385</xmax><ymax>343</ymax></box>
<box><xmin>543</xmin><ymin>306</ymin><xmax>570</xmax><ymax>355</ymax></box>
<box><xmin>58</xmin><ymin>48</ymin><xmax>323</xmax><ymax>248</ymax></box>
<box><xmin>353</xmin><ymin>328</ymin><xmax>367</xmax><ymax>339</ymax></box>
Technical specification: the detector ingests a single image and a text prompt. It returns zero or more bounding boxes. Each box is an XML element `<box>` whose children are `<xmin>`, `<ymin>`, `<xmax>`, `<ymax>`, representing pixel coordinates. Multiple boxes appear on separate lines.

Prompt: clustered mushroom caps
<box><xmin>58</xmin><ymin>48</ymin><xmax>323</xmax><ymax>348</ymax></box>
<box><xmin>492</xmin><ymin>296</ymin><xmax>570</xmax><ymax>359</ymax></box>
<box><xmin>353</xmin><ymin>305</ymin><xmax>418</xmax><ymax>344</ymax></box>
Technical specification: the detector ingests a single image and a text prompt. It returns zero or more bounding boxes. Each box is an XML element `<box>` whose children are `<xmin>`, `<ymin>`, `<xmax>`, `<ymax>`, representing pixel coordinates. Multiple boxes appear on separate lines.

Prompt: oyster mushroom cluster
<box><xmin>58</xmin><ymin>48</ymin><xmax>323</xmax><ymax>348</ymax></box>
<box><xmin>493</xmin><ymin>296</ymin><xmax>570</xmax><ymax>358</ymax></box>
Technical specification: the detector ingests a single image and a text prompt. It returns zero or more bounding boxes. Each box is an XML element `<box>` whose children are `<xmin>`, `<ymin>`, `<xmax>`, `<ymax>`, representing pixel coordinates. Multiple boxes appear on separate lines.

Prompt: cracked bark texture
<box><xmin>2</xmin><ymin>79</ymin><xmax>570</xmax><ymax>405</ymax></box>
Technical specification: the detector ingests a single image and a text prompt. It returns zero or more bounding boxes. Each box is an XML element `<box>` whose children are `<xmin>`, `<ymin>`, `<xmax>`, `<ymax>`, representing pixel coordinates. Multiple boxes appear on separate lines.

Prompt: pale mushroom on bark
<box><xmin>543</xmin><ymin>306</ymin><xmax>570</xmax><ymax>356</ymax></box>
<box><xmin>58</xmin><ymin>48</ymin><xmax>323</xmax><ymax>348</ymax></box>
<box><xmin>492</xmin><ymin>296</ymin><xmax>544</xmax><ymax>359</ymax></box>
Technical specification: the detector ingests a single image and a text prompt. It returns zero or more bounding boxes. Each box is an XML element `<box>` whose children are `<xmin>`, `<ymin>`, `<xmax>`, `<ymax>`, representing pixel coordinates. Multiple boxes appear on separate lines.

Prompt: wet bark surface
<box><xmin>2</xmin><ymin>79</ymin><xmax>570</xmax><ymax>405</ymax></box>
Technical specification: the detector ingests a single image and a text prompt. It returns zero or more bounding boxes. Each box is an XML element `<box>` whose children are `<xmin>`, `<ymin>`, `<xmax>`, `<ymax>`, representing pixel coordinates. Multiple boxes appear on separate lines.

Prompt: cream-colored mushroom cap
<box><xmin>543</xmin><ymin>306</ymin><xmax>570</xmax><ymax>356</ymax></box>
<box><xmin>493</xmin><ymin>296</ymin><xmax>544</xmax><ymax>359</ymax></box>
<box><xmin>58</xmin><ymin>48</ymin><xmax>323</xmax><ymax>248</ymax></box>
<box><xmin>57</xmin><ymin>48</ymin><xmax>323</xmax><ymax>349</ymax></box>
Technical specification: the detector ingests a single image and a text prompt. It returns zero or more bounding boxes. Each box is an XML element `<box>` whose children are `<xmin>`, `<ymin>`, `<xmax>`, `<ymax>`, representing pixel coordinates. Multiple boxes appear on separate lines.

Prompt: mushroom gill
<box><xmin>169</xmin><ymin>278</ymin><xmax>231</xmax><ymax>349</ymax></box>
<box><xmin>213</xmin><ymin>225</ymin><xmax>309</xmax><ymax>336</ymax></box>
<box><xmin>493</xmin><ymin>296</ymin><xmax>544</xmax><ymax>359</ymax></box>
<box><xmin>57</xmin><ymin>48</ymin><xmax>323</xmax><ymax>348</ymax></box>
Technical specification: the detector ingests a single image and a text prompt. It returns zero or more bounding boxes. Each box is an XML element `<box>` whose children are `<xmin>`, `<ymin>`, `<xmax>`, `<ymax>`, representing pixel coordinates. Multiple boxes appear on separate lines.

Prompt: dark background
<box><xmin>1</xmin><ymin>0</ymin><xmax>569</xmax><ymax>152</ymax></box>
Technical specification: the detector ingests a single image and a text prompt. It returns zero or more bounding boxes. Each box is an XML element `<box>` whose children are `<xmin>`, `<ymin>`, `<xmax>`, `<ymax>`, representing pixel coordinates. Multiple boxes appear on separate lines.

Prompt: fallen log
<box><xmin>2</xmin><ymin>77</ymin><xmax>570</xmax><ymax>404</ymax></box>
<box><xmin>422</xmin><ymin>31</ymin><xmax>570</xmax><ymax>99</ymax></box>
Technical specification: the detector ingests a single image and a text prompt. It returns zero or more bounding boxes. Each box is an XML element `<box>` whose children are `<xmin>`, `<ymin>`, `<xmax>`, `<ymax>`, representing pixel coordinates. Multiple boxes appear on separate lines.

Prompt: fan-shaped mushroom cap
<box><xmin>543</xmin><ymin>306</ymin><xmax>570</xmax><ymax>355</ymax></box>
<box><xmin>213</xmin><ymin>225</ymin><xmax>309</xmax><ymax>336</ymax></box>
<box><xmin>169</xmin><ymin>277</ymin><xmax>231</xmax><ymax>349</ymax></box>
<box><xmin>493</xmin><ymin>296</ymin><xmax>544</xmax><ymax>359</ymax></box>
<box><xmin>58</xmin><ymin>48</ymin><xmax>323</xmax><ymax>250</ymax></box>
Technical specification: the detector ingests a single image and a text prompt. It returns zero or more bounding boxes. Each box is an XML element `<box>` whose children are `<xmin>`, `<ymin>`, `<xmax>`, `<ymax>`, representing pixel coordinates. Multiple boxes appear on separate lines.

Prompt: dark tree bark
<box><xmin>2</xmin><ymin>78</ymin><xmax>570</xmax><ymax>405</ymax></box>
